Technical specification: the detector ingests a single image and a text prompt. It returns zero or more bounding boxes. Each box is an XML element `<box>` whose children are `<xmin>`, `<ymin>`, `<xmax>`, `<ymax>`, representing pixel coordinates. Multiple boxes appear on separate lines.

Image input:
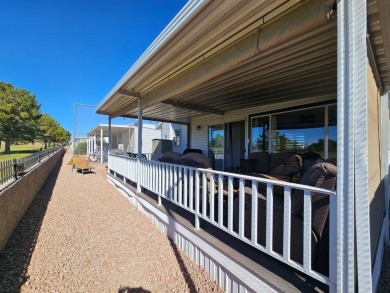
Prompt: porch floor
<box><xmin>0</xmin><ymin>152</ymin><xmax>222</xmax><ymax>292</ymax></box>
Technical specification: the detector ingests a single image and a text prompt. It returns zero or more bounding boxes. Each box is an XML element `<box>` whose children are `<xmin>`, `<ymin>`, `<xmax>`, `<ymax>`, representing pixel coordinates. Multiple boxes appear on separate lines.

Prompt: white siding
<box><xmin>172</xmin><ymin>124</ymin><xmax>188</xmax><ymax>154</ymax></box>
<box><xmin>133</xmin><ymin>128</ymin><xmax>162</xmax><ymax>153</ymax></box>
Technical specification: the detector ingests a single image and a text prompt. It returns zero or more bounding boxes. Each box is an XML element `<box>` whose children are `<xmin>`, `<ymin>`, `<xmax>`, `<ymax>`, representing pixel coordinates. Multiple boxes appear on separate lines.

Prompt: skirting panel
<box><xmin>107</xmin><ymin>175</ymin><xmax>276</xmax><ymax>293</ymax></box>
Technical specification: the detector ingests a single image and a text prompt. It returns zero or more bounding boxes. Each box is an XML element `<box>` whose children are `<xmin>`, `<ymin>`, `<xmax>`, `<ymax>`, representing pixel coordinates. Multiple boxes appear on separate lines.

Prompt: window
<box><xmin>174</xmin><ymin>129</ymin><xmax>181</xmax><ymax>146</ymax></box>
<box><xmin>208</xmin><ymin>124</ymin><xmax>224</xmax><ymax>170</ymax></box>
<box><xmin>250</xmin><ymin>104</ymin><xmax>337</xmax><ymax>159</ymax></box>
<box><xmin>251</xmin><ymin>116</ymin><xmax>269</xmax><ymax>152</ymax></box>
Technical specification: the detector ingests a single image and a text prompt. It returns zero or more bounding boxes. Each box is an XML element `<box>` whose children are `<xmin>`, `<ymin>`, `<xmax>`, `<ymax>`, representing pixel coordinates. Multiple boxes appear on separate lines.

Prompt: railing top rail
<box><xmin>111</xmin><ymin>154</ymin><xmax>337</xmax><ymax>196</ymax></box>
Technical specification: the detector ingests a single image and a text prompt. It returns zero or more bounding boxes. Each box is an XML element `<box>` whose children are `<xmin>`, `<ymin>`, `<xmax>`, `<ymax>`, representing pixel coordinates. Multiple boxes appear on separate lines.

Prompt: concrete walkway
<box><xmin>0</xmin><ymin>152</ymin><xmax>222</xmax><ymax>292</ymax></box>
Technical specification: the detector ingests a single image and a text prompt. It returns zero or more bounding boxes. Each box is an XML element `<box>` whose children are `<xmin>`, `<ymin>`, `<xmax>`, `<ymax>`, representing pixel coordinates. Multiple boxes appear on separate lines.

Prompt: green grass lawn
<box><xmin>0</xmin><ymin>143</ymin><xmax>42</xmax><ymax>162</ymax></box>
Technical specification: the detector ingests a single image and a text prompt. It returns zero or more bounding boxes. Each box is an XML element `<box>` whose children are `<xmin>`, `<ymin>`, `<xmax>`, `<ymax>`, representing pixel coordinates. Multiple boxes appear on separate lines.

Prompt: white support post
<box><xmin>100</xmin><ymin>127</ymin><xmax>104</xmax><ymax>164</ymax></box>
<box><xmin>337</xmin><ymin>1</ymin><xmax>371</xmax><ymax>292</ymax></box>
<box><xmin>108</xmin><ymin>118</ymin><xmax>112</xmax><ymax>154</ymax></box>
<box><xmin>93</xmin><ymin>134</ymin><xmax>96</xmax><ymax>153</ymax></box>
<box><xmin>137</xmin><ymin>99</ymin><xmax>142</xmax><ymax>193</ymax></box>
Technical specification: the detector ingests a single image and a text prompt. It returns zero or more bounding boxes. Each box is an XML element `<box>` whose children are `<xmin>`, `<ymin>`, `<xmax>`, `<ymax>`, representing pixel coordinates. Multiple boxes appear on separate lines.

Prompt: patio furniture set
<box><xmin>159</xmin><ymin>149</ymin><xmax>336</xmax><ymax>276</ymax></box>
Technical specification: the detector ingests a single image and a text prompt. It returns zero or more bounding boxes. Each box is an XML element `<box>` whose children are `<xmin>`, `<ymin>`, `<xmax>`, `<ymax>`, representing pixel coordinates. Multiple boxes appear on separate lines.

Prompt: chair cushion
<box><xmin>247</xmin><ymin>152</ymin><xmax>270</xmax><ymax>173</ymax></box>
<box><xmin>269</xmin><ymin>153</ymin><xmax>302</xmax><ymax>181</ymax></box>
<box><xmin>301</xmin><ymin>152</ymin><xmax>322</xmax><ymax>173</ymax></box>
<box><xmin>240</xmin><ymin>159</ymin><xmax>255</xmax><ymax>173</ymax></box>
<box><xmin>159</xmin><ymin>151</ymin><xmax>181</xmax><ymax>164</ymax></box>
<box><xmin>183</xmin><ymin>148</ymin><xmax>203</xmax><ymax>155</ymax></box>
<box><xmin>291</xmin><ymin>162</ymin><xmax>337</xmax><ymax>219</ymax></box>
<box><xmin>179</xmin><ymin>152</ymin><xmax>212</xmax><ymax>169</ymax></box>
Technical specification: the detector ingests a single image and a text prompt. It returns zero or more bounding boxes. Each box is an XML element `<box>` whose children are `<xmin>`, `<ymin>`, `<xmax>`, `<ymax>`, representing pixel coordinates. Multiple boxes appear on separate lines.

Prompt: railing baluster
<box><xmin>238</xmin><ymin>178</ymin><xmax>245</xmax><ymax>238</ymax></box>
<box><xmin>209</xmin><ymin>174</ymin><xmax>215</xmax><ymax>222</ymax></box>
<box><xmin>178</xmin><ymin>167</ymin><xmax>182</xmax><ymax>205</ymax></box>
<box><xmin>227</xmin><ymin>176</ymin><xmax>234</xmax><ymax>232</ymax></box>
<box><xmin>266</xmin><ymin>183</ymin><xmax>273</xmax><ymax>252</ymax></box>
<box><xmin>189</xmin><ymin>169</ymin><xmax>194</xmax><ymax>210</ymax></box>
<box><xmin>158</xmin><ymin>162</ymin><xmax>162</xmax><ymax>196</ymax></box>
<box><xmin>157</xmin><ymin>163</ymin><xmax>162</xmax><ymax>205</ymax></box>
<box><xmin>251</xmin><ymin>180</ymin><xmax>258</xmax><ymax>245</ymax></box>
<box><xmin>168</xmin><ymin>165</ymin><xmax>172</xmax><ymax>199</ymax></box>
<box><xmin>195</xmin><ymin>171</ymin><xmax>200</xmax><ymax>229</ymax></box>
<box><xmin>218</xmin><ymin>175</ymin><xmax>223</xmax><ymax>226</ymax></box>
<box><xmin>303</xmin><ymin>189</ymin><xmax>312</xmax><ymax>272</ymax></box>
<box><xmin>202</xmin><ymin>171</ymin><xmax>207</xmax><ymax>218</ymax></box>
<box><xmin>283</xmin><ymin>186</ymin><xmax>292</xmax><ymax>261</ymax></box>
<box><xmin>162</xmin><ymin>165</ymin><xmax>166</xmax><ymax>198</ymax></box>
<box><xmin>184</xmin><ymin>168</ymin><xmax>188</xmax><ymax>208</ymax></box>
<box><xmin>153</xmin><ymin>163</ymin><xmax>157</xmax><ymax>193</ymax></box>
<box><xmin>174</xmin><ymin>166</ymin><xmax>178</xmax><ymax>202</ymax></box>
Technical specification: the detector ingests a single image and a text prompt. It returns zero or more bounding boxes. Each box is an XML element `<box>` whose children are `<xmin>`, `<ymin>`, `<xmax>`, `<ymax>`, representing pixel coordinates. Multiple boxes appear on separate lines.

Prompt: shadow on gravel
<box><xmin>118</xmin><ymin>286</ymin><xmax>151</xmax><ymax>293</ymax></box>
<box><xmin>165</xmin><ymin>207</ymin><xmax>197</xmax><ymax>292</ymax></box>
<box><xmin>0</xmin><ymin>155</ymin><xmax>64</xmax><ymax>292</ymax></box>
<box><xmin>169</xmin><ymin>240</ymin><xmax>198</xmax><ymax>292</ymax></box>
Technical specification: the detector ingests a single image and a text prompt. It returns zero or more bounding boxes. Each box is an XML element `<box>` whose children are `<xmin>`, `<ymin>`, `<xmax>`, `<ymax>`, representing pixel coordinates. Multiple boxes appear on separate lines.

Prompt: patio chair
<box><xmin>233</xmin><ymin>161</ymin><xmax>336</xmax><ymax>275</ymax></box>
<box><xmin>71</xmin><ymin>156</ymin><xmax>96</xmax><ymax>175</ymax></box>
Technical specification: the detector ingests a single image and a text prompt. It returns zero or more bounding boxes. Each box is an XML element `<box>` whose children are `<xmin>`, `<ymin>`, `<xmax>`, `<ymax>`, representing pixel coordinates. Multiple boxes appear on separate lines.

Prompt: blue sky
<box><xmin>0</xmin><ymin>0</ymin><xmax>187</xmax><ymax>136</ymax></box>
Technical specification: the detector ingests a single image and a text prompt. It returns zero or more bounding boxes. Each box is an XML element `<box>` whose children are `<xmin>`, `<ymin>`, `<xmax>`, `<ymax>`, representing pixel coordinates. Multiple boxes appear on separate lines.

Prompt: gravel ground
<box><xmin>0</xmin><ymin>152</ymin><xmax>223</xmax><ymax>293</ymax></box>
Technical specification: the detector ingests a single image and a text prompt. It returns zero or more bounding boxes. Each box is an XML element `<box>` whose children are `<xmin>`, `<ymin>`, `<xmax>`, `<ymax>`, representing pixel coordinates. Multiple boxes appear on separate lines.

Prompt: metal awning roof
<box><xmin>96</xmin><ymin>0</ymin><xmax>390</xmax><ymax>124</ymax></box>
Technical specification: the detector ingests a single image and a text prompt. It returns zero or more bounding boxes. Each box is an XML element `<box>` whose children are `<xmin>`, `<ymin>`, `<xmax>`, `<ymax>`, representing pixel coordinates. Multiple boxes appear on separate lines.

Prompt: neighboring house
<box><xmin>87</xmin><ymin>122</ymin><xmax>186</xmax><ymax>157</ymax></box>
<box><xmin>155</xmin><ymin>122</ymin><xmax>188</xmax><ymax>154</ymax></box>
<box><xmin>72</xmin><ymin>137</ymin><xmax>88</xmax><ymax>151</ymax></box>
<box><xmin>95</xmin><ymin>1</ymin><xmax>390</xmax><ymax>292</ymax></box>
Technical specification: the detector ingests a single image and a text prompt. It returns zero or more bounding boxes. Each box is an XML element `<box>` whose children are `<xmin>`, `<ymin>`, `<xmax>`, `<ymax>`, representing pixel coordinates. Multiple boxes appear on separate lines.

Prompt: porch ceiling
<box><xmin>125</xmin><ymin>22</ymin><xmax>337</xmax><ymax>123</ymax></box>
<box><xmin>97</xmin><ymin>0</ymin><xmax>390</xmax><ymax>124</ymax></box>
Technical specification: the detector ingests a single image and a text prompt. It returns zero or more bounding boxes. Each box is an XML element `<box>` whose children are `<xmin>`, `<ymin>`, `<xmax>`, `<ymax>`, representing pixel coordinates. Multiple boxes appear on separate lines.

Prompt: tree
<box><xmin>38</xmin><ymin>113</ymin><xmax>58</xmax><ymax>148</ymax></box>
<box><xmin>55</xmin><ymin>127</ymin><xmax>71</xmax><ymax>145</ymax></box>
<box><xmin>0</xmin><ymin>82</ymin><xmax>41</xmax><ymax>154</ymax></box>
<box><xmin>38</xmin><ymin>113</ymin><xmax>71</xmax><ymax>148</ymax></box>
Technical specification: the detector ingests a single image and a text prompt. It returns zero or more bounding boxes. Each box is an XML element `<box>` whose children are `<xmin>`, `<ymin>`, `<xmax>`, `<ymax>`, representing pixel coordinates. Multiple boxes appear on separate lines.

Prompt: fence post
<box><xmin>13</xmin><ymin>158</ymin><xmax>18</xmax><ymax>179</ymax></box>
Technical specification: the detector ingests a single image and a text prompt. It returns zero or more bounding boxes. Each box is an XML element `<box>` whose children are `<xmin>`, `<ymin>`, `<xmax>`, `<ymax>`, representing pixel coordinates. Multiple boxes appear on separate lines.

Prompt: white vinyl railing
<box><xmin>108</xmin><ymin>154</ymin><xmax>337</xmax><ymax>291</ymax></box>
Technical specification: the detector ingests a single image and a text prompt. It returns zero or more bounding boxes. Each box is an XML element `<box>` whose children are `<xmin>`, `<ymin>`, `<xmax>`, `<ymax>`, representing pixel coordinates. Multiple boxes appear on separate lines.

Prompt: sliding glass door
<box><xmin>208</xmin><ymin>125</ymin><xmax>224</xmax><ymax>170</ymax></box>
<box><xmin>209</xmin><ymin>121</ymin><xmax>246</xmax><ymax>171</ymax></box>
<box><xmin>250</xmin><ymin>104</ymin><xmax>337</xmax><ymax>159</ymax></box>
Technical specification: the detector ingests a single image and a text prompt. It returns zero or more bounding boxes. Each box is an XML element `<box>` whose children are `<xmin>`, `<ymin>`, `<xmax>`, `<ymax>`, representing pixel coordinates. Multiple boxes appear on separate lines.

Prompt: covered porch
<box><xmin>96</xmin><ymin>0</ymin><xmax>390</xmax><ymax>292</ymax></box>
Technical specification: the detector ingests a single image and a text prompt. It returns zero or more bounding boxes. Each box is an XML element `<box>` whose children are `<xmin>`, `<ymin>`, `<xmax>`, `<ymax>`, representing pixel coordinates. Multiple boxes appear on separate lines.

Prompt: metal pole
<box><xmin>72</xmin><ymin>103</ymin><xmax>98</xmax><ymax>156</ymax></box>
<box><xmin>73</xmin><ymin>103</ymin><xmax>76</xmax><ymax>155</ymax></box>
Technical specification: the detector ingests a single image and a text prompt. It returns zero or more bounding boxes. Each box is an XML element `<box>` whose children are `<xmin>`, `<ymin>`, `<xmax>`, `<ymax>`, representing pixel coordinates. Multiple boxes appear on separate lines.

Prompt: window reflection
<box><xmin>208</xmin><ymin>124</ymin><xmax>224</xmax><ymax>170</ymax></box>
<box><xmin>251</xmin><ymin>117</ymin><xmax>269</xmax><ymax>153</ymax></box>
<box><xmin>250</xmin><ymin>105</ymin><xmax>337</xmax><ymax>159</ymax></box>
